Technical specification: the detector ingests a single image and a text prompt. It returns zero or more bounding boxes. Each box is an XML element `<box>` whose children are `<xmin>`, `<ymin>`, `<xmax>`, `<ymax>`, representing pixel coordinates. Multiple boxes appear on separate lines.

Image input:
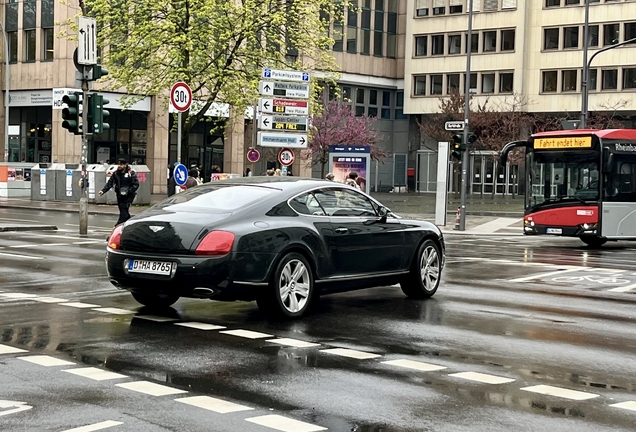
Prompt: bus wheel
<box><xmin>580</xmin><ymin>236</ymin><xmax>607</xmax><ymax>248</ymax></box>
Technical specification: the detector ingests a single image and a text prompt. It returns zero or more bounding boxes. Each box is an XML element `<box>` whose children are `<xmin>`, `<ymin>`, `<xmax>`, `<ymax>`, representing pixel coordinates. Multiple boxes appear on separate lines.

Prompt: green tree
<box><xmin>80</xmin><ymin>0</ymin><xmax>342</xmax><ymax>156</ymax></box>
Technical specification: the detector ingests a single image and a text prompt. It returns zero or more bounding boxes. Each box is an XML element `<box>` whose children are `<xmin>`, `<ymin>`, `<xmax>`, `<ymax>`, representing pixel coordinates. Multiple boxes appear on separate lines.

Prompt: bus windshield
<box><xmin>526</xmin><ymin>149</ymin><xmax>600</xmax><ymax>211</ymax></box>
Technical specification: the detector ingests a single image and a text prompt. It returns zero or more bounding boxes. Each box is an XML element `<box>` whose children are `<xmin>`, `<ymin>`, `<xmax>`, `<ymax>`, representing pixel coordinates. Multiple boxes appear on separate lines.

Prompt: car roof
<box><xmin>207</xmin><ymin>176</ymin><xmax>338</xmax><ymax>192</ymax></box>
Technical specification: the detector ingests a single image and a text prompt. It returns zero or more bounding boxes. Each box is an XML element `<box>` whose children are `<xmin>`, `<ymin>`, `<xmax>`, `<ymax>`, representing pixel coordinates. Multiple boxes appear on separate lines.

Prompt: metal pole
<box><xmin>177</xmin><ymin>111</ymin><xmax>182</xmax><ymax>163</ymax></box>
<box><xmin>580</xmin><ymin>0</ymin><xmax>590</xmax><ymax>128</ymax></box>
<box><xmin>459</xmin><ymin>0</ymin><xmax>474</xmax><ymax>231</ymax></box>
<box><xmin>0</xmin><ymin>22</ymin><xmax>9</xmax><ymax>162</ymax></box>
<box><xmin>79</xmin><ymin>67</ymin><xmax>90</xmax><ymax>235</ymax></box>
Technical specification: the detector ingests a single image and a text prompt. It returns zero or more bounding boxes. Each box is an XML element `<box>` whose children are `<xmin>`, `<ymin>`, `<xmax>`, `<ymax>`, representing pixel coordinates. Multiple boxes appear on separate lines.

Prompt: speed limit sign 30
<box><xmin>171</xmin><ymin>82</ymin><xmax>192</xmax><ymax>112</ymax></box>
<box><xmin>278</xmin><ymin>148</ymin><xmax>295</xmax><ymax>166</ymax></box>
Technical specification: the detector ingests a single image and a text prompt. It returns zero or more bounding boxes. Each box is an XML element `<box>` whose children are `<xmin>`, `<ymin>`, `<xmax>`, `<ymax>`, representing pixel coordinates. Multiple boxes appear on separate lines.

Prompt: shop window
<box><xmin>562</xmin><ymin>70</ymin><xmax>577</xmax><ymax>92</ymax></box>
<box><xmin>564</xmin><ymin>26</ymin><xmax>579</xmax><ymax>49</ymax></box>
<box><xmin>415</xmin><ymin>36</ymin><xmax>427</xmax><ymax>56</ymax></box>
<box><xmin>431</xmin><ymin>35</ymin><xmax>444</xmax><ymax>55</ymax></box>
<box><xmin>482</xmin><ymin>73</ymin><xmax>495</xmax><ymax>93</ymax></box>
<box><xmin>542</xmin><ymin>71</ymin><xmax>557</xmax><ymax>92</ymax></box>
<box><xmin>499</xmin><ymin>72</ymin><xmax>513</xmax><ymax>93</ymax></box>
<box><xmin>601</xmin><ymin>69</ymin><xmax>618</xmax><ymax>90</ymax></box>
<box><xmin>622</xmin><ymin>68</ymin><xmax>636</xmax><ymax>89</ymax></box>
<box><xmin>501</xmin><ymin>30</ymin><xmax>515</xmax><ymax>51</ymax></box>
<box><xmin>603</xmin><ymin>23</ymin><xmax>619</xmax><ymax>46</ymax></box>
<box><xmin>447</xmin><ymin>74</ymin><xmax>460</xmax><ymax>94</ymax></box>
<box><xmin>544</xmin><ymin>28</ymin><xmax>559</xmax><ymax>50</ymax></box>
<box><xmin>430</xmin><ymin>74</ymin><xmax>443</xmax><ymax>95</ymax></box>
<box><xmin>449</xmin><ymin>34</ymin><xmax>461</xmax><ymax>54</ymax></box>
<box><xmin>483</xmin><ymin>31</ymin><xmax>497</xmax><ymax>52</ymax></box>
<box><xmin>414</xmin><ymin>76</ymin><xmax>427</xmax><ymax>95</ymax></box>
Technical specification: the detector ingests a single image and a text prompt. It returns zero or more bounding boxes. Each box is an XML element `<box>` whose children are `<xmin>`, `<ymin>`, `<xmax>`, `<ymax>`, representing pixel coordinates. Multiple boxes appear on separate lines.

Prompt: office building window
<box><xmin>356</xmin><ymin>88</ymin><xmax>365</xmax><ymax>104</ymax></box>
<box><xmin>382</xmin><ymin>90</ymin><xmax>391</xmax><ymax>107</ymax></box>
<box><xmin>368</xmin><ymin>107</ymin><xmax>378</xmax><ymax>117</ymax></box>
<box><xmin>501</xmin><ymin>29</ymin><xmax>515</xmax><ymax>51</ymax></box>
<box><xmin>348</xmin><ymin>1</ymin><xmax>358</xmax><ymax>27</ymax></box>
<box><xmin>369</xmin><ymin>90</ymin><xmax>377</xmax><ymax>105</ymax></box>
<box><xmin>415</xmin><ymin>36</ymin><xmax>427</xmax><ymax>56</ymax></box>
<box><xmin>374</xmin><ymin>0</ymin><xmax>384</xmax><ymax>56</ymax></box>
<box><xmin>542</xmin><ymin>71</ymin><xmax>557</xmax><ymax>92</ymax></box>
<box><xmin>431</xmin><ymin>74</ymin><xmax>443</xmax><ymax>95</ymax></box>
<box><xmin>8</xmin><ymin>31</ymin><xmax>17</xmax><ymax>64</ymax></box>
<box><xmin>43</xmin><ymin>28</ymin><xmax>54</xmax><ymax>61</ymax></box>
<box><xmin>588</xmin><ymin>69</ymin><xmax>598</xmax><ymax>92</ymax></box>
<box><xmin>565</xmin><ymin>0</ymin><xmax>579</xmax><ymax>4</ymax></box>
<box><xmin>23</xmin><ymin>0</ymin><xmax>36</xmax><ymax>30</ymax></box>
<box><xmin>395</xmin><ymin>91</ymin><xmax>407</xmax><ymax>119</ymax></box>
<box><xmin>482</xmin><ymin>73</ymin><xmax>495</xmax><ymax>93</ymax></box>
<box><xmin>414</xmin><ymin>76</ymin><xmax>427</xmax><ymax>95</ymax></box>
<box><xmin>546</xmin><ymin>0</ymin><xmax>560</xmax><ymax>6</ymax></box>
<box><xmin>431</xmin><ymin>35</ymin><xmax>444</xmax><ymax>55</ymax></box>
<box><xmin>447</xmin><ymin>74</ymin><xmax>460</xmax><ymax>94</ymax></box>
<box><xmin>469</xmin><ymin>73</ymin><xmax>477</xmax><ymax>93</ymax></box>
<box><xmin>450</xmin><ymin>0</ymin><xmax>463</xmax><ymax>14</ymax></box>
<box><xmin>25</xmin><ymin>29</ymin><xmax>36</xmax><ymax>62</ymax></box>
<box><xmin>346</xmin><ymin>27</ymin><xmax>357</xmax><ymax>53</ymax></box>
<box><xmin>623</xmin><ymin>68</ymin><xmax>636</xmax><ymax>89</ymax></box>
<box><xmin>433</xmin><ymin>6</ymin><xmax>445</xmax><ymax>15</ymax></box>
<box><xmin>483</xmin><ymin>31</ymin><xmax>497</xmax><ymax>52</ymax></box>
<box><xmin>500</xmin><ymin>72</ymin><xmax>513</xmax><ymax>93</ymax></box>
<box><xmin>603</xmin><ymin>23</ymin><xmax>619</xmax><ymax>46</ymax></box>
<box><xmin>416</xmin><ymin>0</ymin><xmax>429</xmax><ymax>16</ymax></box>
<box><xmin>333</xmin><ymin>3</ymin><xmax>344</xmax><ymax>52</ymax></box>
<box><xmin>355</xmin><ymin>106</ymin><xmax>365</xmax><ymax>116</ymax></box>
<box><xmin>387</xmin><ymin>0</ymin><xmax>397</xmax><ymax>58</ymax></box>
<box><xmin>587</xmin><ymin>25</ymin><xmax>599</xmax><ymax>47</ymax></box>
<box><xmin>564</xmin><ymin>26</ymin><xmax>579</xmax><ymax>49</ymax></box>
<box><xmin>361</xmin><ymin>1</ymin><xmax>371</xmax><ymax>55</ymax></box>
<box><xmin>449</xmin><ymin>34</ymin><xmax>461</xmax><ymax>54</ymax></box>
<box><xmin>41</xmin><ymin>0</ymin><xmax>54</xmax><ymax>28</ymax></box>
<box><xmin>625</xmin><ymin>22</ymin><xmax>636</xmax><ymax>42</ymax></box>
<box><xmin>562</xmin><ymin>70</ymin><xmax>577</xmax><ymax>91</ymax></box>
<box><xmin>601</xmin><ymin>69</ymin><xmax>618</xmax><ymax>90</ymax></box>
<box><xmin>544</xmin><ymin>28</ymin><xmax>559</xmax><ymax>50</ymax></box>
<box><xmin>467</xmin><ymin>33</ymin><xmax>479</xmax><ymax>54</ymax></box>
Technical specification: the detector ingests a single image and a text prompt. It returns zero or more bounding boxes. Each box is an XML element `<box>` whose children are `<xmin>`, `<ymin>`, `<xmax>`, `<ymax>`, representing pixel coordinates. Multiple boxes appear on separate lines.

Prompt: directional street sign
<box><xmin>259</xmin><ymin>115</ymin><xmax>308</xmax><ymax>131</ymax></box>
<box><xmin>262</xmin><ymin>68</ymin><xmax>310</xmax><ymax>83</ymax></box>
<box><xmin>170</xmin><ymin>82</ymin><xmax>192</xmax><ymax>112</ymax></box>
<box><xmin>259</xmin><ymin>81</ymin><xmax>310</xmax><ymax>99</ymax></box>
<box><xmin>77</xmin><ymin>16</ymin><xmax>97</xmax><ymax>65</ymax></box>
<box><xmin>278</xmin><ymin>148</ymin><xmax>295</xmax><ymax>166</ymax></box>
<box><xmin>259</xmin><ymin>98</ymin><xmax>309</xmax><ymax>116</ymax></box>
<box><xmin>445</xmin><ymin>121</ymin><xmax>466</xmax><ymax>131</ymax></box>
<box><xmin>258</xmin><ymin>132</ymin><xmax>307</xmax><ymax>149</ymax></box>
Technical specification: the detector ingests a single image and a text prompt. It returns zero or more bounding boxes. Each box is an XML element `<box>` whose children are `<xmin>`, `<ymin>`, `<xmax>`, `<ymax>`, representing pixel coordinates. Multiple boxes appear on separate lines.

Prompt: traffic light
<box><xmin>61</xmin><ymin>92</ymin><xmax>82</xmax><ymax>135</ymax></box>
<box><xmin>87</xmin><ymin>93</ymin><xmax>111</xmax><ymax>134</ymax></box>
<box><xmin>450</xmin><ymin>132</ymin><xmax>478</xmax><ymax>161</ymax></box>
<box><xmin>90</xmin><ymin>64</ymin><xmax>109</xmax><ymax>81</ymax></box>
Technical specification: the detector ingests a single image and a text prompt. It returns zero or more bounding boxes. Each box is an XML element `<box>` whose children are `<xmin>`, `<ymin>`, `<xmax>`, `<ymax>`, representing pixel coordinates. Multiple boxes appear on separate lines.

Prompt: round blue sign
<box><xmin>246</xmin><ymin>149</ymin><xmax>260</xmax><ymax>163</ymax></box>
<box><xmin>173</xmin><ymin>163</ymin><xmax>188</xmax><ymax>186</ymax></box>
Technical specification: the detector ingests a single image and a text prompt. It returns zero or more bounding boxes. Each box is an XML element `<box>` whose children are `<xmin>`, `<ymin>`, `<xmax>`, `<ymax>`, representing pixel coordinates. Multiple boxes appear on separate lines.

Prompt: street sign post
<box><xmin>258</xmin><ymin>132</ymin><xmax>307</xmax><ymax>148</ymax></box>
<box><xmin>78</xmin><ymin>16</ymin><xmax>97</xmax><ymax>65</ymax></box>
<box><xmin>278</xmin><ymin>148</ymin><xmax>295</xmax><ymax>166</ymax></box>
<box><xmin>445</xmin><ymin>121</ymin><xmax>465</xmax><ymax>131</ymax></box>
<box><xmin>259</xmin><ymin>115</ymin><xmax>308</xmax><ymax>131</ymax></box>
<box><xmin>170</xmin><ymin>82</ymin><xmax>192</xmax><ymax>164</ymax></box>
<box><xmin>246</xmin><ymin>148</ymin><xmax>261</xmax><ymax>163</ymax></box>
<box><xmin>259</xmin><ymin>81</ymin><xmax>310</xmax><ymax>99</ymax></box>
<box><xmin>258</xmin><ymin>98</ymin><xmax>309</xmax><ymax>115</ymax></box>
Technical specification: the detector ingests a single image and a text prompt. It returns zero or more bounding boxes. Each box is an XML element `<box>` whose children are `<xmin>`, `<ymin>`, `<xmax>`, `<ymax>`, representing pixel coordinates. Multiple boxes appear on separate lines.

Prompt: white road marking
<box><xmin>40</xmin><ymin>243</ymin><xmax>72</xmax><ymax>247</ymax></box>
<box><xmin>18</xmin><ymin>355</ymin><xmax>75</xmax><ymax>367</ymax></box>
<box><xmin>266</xmin><ymin>338</ymin><xmax>321</xmax><ymax>348</ymax></box>
<box><xmin>0</xmin><ymin>217</ymin><xmax>38</xmax><ymax>222</ymax></box>
<box><xmin>116</xmin><ymin>381</ymin><xmax>187</xmax><ymax>396</ymax></box>
<box><xmin>320</xmin><ymin>348</ymin><xmax>381</xmax><ymax>360</ymax></box>
<box><xmin>608</xmin><ymin>283</ymin><xmax>636</xmax><ymax>293</ymax></box>
<box><xmin>73</xmin><ymin>241</ymin><xmax>103</xmax><ymax>245</ymax></box>
<box><xmin>134</xmin><ymin>315</ymin><xmax>179</xmax><ymax>323</ymax></box>
<box><xmin>449</xmin><ymin>371</ymin><xmax>515</xmax><ymax>384</ymax></box>
<box><xmin>0</xmin><ymin>251</ymin><xmax>43</xmax><ymax>260</ymax></box>
<box><xmin>520</xmin><ymin>384</ymin><xmax>599</xmax><ymax>401</ymax></box>
<box><xmin>8</xmin><ymin>244</ymin><xmax>38</xmax><ymax>248</ymax></box>
<box><xmin>63</xmin><ymin>367</ymin><xmax>127</xmax><ymax>381</ymax></box>
<box><xmin>0</xmin><ymin>400</ymin><xmax>33</xmax><ymax>417</ymax></box>
<box><xmin>61</xmin><ymin>302</ymin><xmax>102</xmax><ymax>309</ymax></box>
<box><xmin>0</xmin><ymin>344</ymin><xmax>27</xmax><ymax>354</ymax></box>
<box><xmin>174</xmin><ymin>322</ymin><xmax>227</xmax><ymax>331</ymax></box>
<box><xmin>60</xmin><ymin>420</ymin><xmax>124</xmax><ymax>432</ymax></box>
<box><xmin>610</xmin><ymin>401</ymin><xmax>636</xmax><ymax>412</ymax></box>
<box><xmin>93</xmin><ymin>307</ymin><xmax>136</xmax><ymax>315</ymax></box>
<box><xmin>246</xmin><ymin>415</ymin><xmax>327</xmax><ymax>432</ymax></box>
<box><xmin>175</xmin><ymin>395</ymin><xmax>253</xmax><ymax>414</ymax></box>
<box><xmin>509</xmin><ymin>268</ymin><xmax>580</xmax><ymax>282</ymax></box>
<box><xmin>381</xmin><ymin>359</ymin><xmax>447</xmax><ymax>372</ymax></box>
<box><xmin>31</xmin><ymin>297</ymin><xmax>67</xmax><ymax>303</ymax></box>
<box><xmin>0</xmin><ymin>293</ymin><xmax>38</xmax><ymax>299</ymax></box>
<box><xmin>219</xmin><ymin>329</ymin><xmax>274</xmax><ymax>339</ymax></box>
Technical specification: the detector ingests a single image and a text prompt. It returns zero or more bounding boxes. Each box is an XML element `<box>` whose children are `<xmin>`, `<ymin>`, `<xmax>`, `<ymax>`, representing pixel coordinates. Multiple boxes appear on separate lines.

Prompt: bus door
<box><xmin>601</xmin><ymin>154</ymin><xmax>636</xmax><ymax>238</ymax></box>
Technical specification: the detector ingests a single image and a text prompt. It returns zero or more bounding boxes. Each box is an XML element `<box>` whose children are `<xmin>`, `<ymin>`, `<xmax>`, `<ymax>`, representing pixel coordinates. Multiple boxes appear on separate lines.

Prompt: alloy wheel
<box><xmin>278</xmin><ymin>259</ymin><xmax>311</xmax><ymax>313</ymax></box>
<box><xmin>419</xmin><ymin>245</ymin><xmax>440</xmax><ymax>291</ymax></box>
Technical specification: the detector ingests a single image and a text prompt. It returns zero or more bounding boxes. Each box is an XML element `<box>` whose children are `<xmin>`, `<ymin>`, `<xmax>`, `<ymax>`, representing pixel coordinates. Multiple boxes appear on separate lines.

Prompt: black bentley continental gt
<box><xmin>106</xmin><ymin>177</ymin><xmax>445</xmax><ymax>319</ymax></box>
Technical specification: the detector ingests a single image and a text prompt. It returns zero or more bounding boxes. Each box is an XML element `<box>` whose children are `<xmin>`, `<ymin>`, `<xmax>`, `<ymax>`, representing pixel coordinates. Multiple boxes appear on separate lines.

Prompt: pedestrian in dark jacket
<box><xmin>184</xmin><ymin>169</ymin><xmax>199</xmax><ymax>189</ymax></box>
<box><xmin>99</xmin><ymin>158</ymin><xmax>139</xmax><ymax>225</ymax></box>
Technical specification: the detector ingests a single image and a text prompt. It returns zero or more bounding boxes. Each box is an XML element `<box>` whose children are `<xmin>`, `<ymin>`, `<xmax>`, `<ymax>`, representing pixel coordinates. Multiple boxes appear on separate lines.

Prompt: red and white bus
<box><xmin>500</xmin><ymin>129</ymin><xmax>636</xmax><ymax>247</ymax></box>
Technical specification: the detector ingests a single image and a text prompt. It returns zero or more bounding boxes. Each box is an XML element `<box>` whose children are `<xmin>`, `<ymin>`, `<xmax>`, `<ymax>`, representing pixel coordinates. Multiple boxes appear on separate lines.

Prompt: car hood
<box><xmin>120</xmin><ymin>210</ymin><xmax>232</xmax><ymax>254</ymax></box>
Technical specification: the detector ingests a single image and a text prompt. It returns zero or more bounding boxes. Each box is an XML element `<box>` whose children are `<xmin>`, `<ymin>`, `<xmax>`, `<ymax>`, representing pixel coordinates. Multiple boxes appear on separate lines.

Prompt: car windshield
<box><xmin>526</xmin><ymin>149</ymin><xmax>600</xmax><ymax>211</ymax></box>
<box><xmin>155</xmin><ymin>185</ymin><xmax>278</xmax><ymax>212</ymax></box>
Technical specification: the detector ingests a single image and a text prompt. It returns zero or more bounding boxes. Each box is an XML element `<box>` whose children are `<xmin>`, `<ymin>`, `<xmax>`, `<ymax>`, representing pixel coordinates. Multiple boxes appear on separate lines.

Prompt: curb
<box><xmin>0</xmin><ymin>225</ymin><xmax>58</xmax><ymax>232</ymax></box>
<box><xmin>0</xmin><ymin>203</ymin><xmax>131</xmax><ymax>216</ymax></box>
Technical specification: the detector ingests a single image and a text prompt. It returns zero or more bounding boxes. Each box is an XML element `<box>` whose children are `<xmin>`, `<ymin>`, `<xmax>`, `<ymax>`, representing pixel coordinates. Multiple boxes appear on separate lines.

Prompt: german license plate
<box><xmin>546</xmin><ymin>228</ymin><xmax>562</xmax><ymax>234</ymax></box>
<box><xmin>128</xmin><ymin>259</ymin><xmax>173</xmax><ymax>275</ymax></box>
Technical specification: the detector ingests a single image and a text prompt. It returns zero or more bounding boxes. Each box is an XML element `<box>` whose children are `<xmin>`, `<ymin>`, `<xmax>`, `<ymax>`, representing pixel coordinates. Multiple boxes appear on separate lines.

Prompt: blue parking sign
<box><xmin>173</xmin><ymin>163</ymin><xmax>188</xmax><ymax>186</ymax></box>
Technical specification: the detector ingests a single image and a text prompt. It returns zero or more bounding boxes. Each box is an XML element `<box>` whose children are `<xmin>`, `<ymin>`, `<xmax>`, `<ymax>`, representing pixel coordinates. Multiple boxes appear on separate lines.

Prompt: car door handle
<box><xmin>334</xmin><ymin>227</ymin><xmax>348</xmax><ymax>233</ymax></box>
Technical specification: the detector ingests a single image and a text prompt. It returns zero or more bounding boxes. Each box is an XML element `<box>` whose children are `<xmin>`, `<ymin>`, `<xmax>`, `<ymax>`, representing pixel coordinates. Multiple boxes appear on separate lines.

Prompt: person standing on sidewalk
<box><xmin>98</xmin><ymin>158</ymin><xmax>139</xmax><ymax>225</ymax></box>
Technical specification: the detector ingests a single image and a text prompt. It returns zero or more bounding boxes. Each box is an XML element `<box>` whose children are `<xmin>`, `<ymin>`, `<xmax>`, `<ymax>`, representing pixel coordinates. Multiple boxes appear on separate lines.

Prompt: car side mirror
<box><xmin>378</xmin><ymin>206</ymin><xmax>390</xmax><ymax>220</ymax></box>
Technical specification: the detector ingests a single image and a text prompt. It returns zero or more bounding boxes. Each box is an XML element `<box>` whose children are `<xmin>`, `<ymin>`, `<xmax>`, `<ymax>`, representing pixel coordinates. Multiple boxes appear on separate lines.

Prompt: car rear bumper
<box><xmin>105</xmin><ymin>248</ymin><xmax>273</xmax><ymax>301</ymax></box>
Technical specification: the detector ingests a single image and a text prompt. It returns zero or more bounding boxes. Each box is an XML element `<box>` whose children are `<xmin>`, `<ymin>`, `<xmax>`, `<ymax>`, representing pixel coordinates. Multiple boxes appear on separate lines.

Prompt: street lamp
<box><xmin>0</xmin><ymin>21</ymin><xmax>9</xmax><ymax>161</ymax></box>
<box><xmin>458</xmin><ymin>0</ymin><xmax>474</xmax><ymax>231</ymax></box>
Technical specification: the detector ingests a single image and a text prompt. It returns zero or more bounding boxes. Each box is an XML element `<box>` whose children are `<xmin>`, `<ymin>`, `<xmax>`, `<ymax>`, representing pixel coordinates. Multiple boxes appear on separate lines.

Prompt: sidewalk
<box><xmin>0</xmin><ymin>194</ymin><xmax>524</xmax><ymax>236</ymax></box>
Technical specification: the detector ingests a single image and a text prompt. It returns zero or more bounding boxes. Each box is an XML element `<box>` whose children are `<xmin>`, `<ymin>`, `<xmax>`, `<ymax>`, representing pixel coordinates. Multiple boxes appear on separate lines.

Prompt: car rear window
<box><xmin>157</xmin><ymin>185</ymin><xmax>278</xmax><ymax>212</ymax></box>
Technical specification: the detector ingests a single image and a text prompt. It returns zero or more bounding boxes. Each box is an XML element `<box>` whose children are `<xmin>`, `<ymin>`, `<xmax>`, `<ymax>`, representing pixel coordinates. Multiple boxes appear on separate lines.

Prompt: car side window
<box><xmin>289</xmin><ymin>192</ymin><xmax>326</xmax><ymax>216</ymax></box>
<box><xmin>313</xmin><ymin>188</ymin><xmax>377</xmax><ymax>217</ymax></box>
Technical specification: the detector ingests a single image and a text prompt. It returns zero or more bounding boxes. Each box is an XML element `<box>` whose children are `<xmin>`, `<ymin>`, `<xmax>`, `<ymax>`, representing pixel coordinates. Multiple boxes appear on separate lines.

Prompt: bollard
<box><xmin>454</xmin><ymin>207</ymin><xmax>461</xmax><ymax>230</ymax></box>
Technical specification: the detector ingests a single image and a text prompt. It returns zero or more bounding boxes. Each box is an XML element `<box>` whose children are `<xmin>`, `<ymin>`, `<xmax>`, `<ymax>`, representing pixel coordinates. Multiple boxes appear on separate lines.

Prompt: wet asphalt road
<box><xmin>2</xmin><ymin>208</ymin><xmax>636</xmax><ymax>432</ymax></box>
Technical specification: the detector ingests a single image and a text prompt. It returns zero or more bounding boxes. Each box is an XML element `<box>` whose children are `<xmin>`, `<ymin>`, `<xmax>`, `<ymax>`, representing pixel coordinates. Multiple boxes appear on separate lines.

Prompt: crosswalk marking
<box><xmin>116</xmin><ymin>381</ymin><xmax>188</xmax><ymax>396</ymax></box>
<box><xmin>0</xmin><ymin>251</ymin><xmax>43</xmax><ymax>260</ymax></box>
<box><xmin>174</xmin><ymin>322</ymin><xmax>227</xmax><ymax>331</ymax></box>
<box><xmin>93</xmin><ymin>307</ymin><xmax>136</xmax><ymax>315</ymax></box>
<box><xmin>63</xmin><ymin>367</ymin><xmax>127</xmax><ymax>381</ymax></box>
<box><xmin>31</xmin><ymin>297</ymin><xmax>67</xmax><ymax>303</ymax></box>
<box><xmin>219</xmin><ymin>329</ymin><xmax>274</xmax><ymax>339</ymax></box>
<box><xmin>175</xmin><ymin>395</ymin><xmax>253</xmax><ymax>414</ymax></box>
<box><xmin>449</xmin><ymin>372</ymin><xmax>515</xmax><ymax>384</ymax></box>
<box><xmin>60</xmin><ymin>420</ymin><xmax>124</xmax><ymax>432</ymax></box>
<box><xmin>61</xmin><ymin>302</ymin><xmax>102</xmax><ymax>309</ymax></box>
<box><xmin>0</xmin><ymin>293</ymin><xmax>38</xmax><ymax>299</ymax></box>
<box><xmin>520</xmin><ymin>384</ymin><xmax>599</xmax><ymax>401</ymax></box>
<box><xmin>18</xmin><ymin>355</ymin><xmax>75</xmax><ymax>367</ymax></box>
<box><xmin>0</xmin><ymin>344</ymin><xmax>28</xmax><ymax>354</ymax></box>
<box><xmin>610</xmin><ymin>401</ymin><xmax>636</xmax><ymax>412</ymax></box>
<box><xmin>381</xmin><ymin>359</ymin><xmax>447</xmax><ymax>372</ymax></box>
<box><xmin>245</xmin><ymin>414</ymin><xmax>327</xmax><ymax>432</ymax></box>
<box><xmin>134</xmin><ymin>315</ymin><xmax>179</xmax><ymax>323</ymax></box>
<box><xmin>320</xmin><ymin>348</ymin><xmax>381</xmax><ymax>360</ymax></box>
<box><xmin>266</xmin><ymin>338</ymin><xmax>320</xmax><ymax>348</ymax></box>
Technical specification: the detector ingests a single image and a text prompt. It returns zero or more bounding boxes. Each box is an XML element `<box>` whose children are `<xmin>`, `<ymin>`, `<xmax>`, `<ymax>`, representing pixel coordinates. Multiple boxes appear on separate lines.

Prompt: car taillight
<box><xmin>195</xmin><ymin>231</ymin><xmax>235</xmax><ymax>256</ymax></box>
<box><xmin>107</xmin><ymin>225</ymin><xmax>124</xmax><ymax>250</ymax></box>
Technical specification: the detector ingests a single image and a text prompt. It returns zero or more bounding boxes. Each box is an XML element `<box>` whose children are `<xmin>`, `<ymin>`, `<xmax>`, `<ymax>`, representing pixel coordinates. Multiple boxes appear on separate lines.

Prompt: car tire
<box><xmin>400</xmin><ymin>239</ymin><xmax>442</xmax><ymax>299</ymax></box>
<box><xmin>257</xmin><ymin>252</ymin><xmax>314</xmax><ymax>320</ymax></box>
<box><xmin>131</xmin><ymin>292</ymin><xmax>179</xmax><ymax>308</ymax></box>
<box><xmin>580</xmin><ymin>236</ymin><xmax>607</xmax><ymax>248</ymax></box>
